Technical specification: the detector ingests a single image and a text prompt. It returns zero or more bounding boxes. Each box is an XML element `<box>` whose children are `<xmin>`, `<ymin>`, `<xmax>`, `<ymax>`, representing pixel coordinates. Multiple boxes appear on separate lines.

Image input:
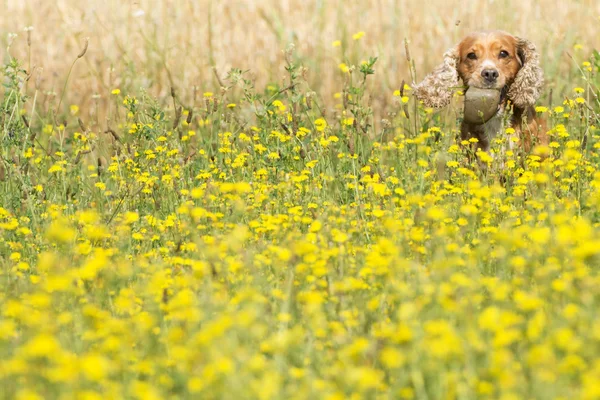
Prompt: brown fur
<box><xmin>414</xmin><ymin>31</ymin><xmax>547</xmax><ymax>157</ymax></box>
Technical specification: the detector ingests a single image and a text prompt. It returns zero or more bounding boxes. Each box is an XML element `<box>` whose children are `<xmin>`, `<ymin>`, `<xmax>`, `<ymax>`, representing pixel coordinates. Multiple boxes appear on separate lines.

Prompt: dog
<box><xmin>414</xmin><ymin>30</ymin><xmax>547</xmax><ymax>160</ymax></box>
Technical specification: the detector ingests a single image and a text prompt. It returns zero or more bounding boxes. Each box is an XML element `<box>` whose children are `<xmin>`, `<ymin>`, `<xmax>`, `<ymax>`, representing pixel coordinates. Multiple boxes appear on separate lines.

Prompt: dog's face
<box><xmin>413</xmin><ymin>30</ymin><xmax>543</xmax><ymax>110</ymax></box>
<box><xmin>457</xmin><ymin>31</ymin><xmax>522</xmax><ymax>90</ymax></box>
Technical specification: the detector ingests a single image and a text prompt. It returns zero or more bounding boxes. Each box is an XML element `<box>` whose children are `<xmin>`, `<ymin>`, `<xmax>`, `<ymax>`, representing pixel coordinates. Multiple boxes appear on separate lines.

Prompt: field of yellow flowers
<box><xmin>3</xmin><ymin>24</ymin><xmax>600</xmax><ymax>400</ymax></box>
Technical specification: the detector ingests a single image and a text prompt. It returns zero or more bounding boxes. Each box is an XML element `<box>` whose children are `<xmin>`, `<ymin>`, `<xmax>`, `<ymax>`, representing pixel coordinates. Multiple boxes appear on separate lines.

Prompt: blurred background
<box><xmin>2</xmin><ymin>0</ymin><xmax>599</xmax><ymax>120</ymax></box>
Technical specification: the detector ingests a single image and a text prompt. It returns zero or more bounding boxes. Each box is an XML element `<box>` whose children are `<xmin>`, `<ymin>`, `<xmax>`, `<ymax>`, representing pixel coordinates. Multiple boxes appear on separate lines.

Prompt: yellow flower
<box><xmin>272</xmin><ymin>100</ymin><xmax>286</xmax><ymax>112</ymax></box>
<box><xmin>348</xmin><ymin>366</ymin><xmax>383</xmax><ymax>390</ymax></box>
<box><xmin>22</xmin><ymin>333</ymin><xmax>61</xmax><ymax>358</ymax></box>
<box><xmin>352</xmin><ymin>31</ymin><xmax>365</xmax><ymax>40</ymax></box>
<box><xmin>80</xmin><ymin>353</ymin><xmax>112</xmax><ymax>381</ymax></box>
<box><xmin>331</xmin><ymin>229</ymin><xmax>348</xmax><ymax>243</ymax></box>
<box><xmin>332</xmin><ymin>40</ymin><xmax>341</xmax><ymax>47</ymax></box>
<box><xmin>48</xmin><ymin>164</ymin><xmax>65</xmax><ymax>173</ymax></box>
<box><xmin>46</xmin><ymin>218</ymin><xmax>76</xmax><ymax>244</ymax></box>
<box><xmin>477</xmin><ymin>151</ymin><xmax>493</xmax><ymax>164</ymax></box>
<box><xmin>15</xmin><ymin>390</ymin><xmax>44</xmax><ymax>400</ymax></box>
<box><xmin>379</xmin><ymin>347</ymin><xmax>406</xmax><ymax>368</ymax></box>
<box><xmin>123</xmin><ymin>211</ymin><xmax>140</xmax><ymax>224</ymax></box>
<box><xmin>426</xmin><ymin>207</ymin><xmax>446</xmax><ymax>221</ymax></box>
<box><xmin>315</xmin><ymin>118</ymin><xmax>327</xmax><ymax>132</ymax></box>
<box><xmin>309</xmin><ymin>220</ymin><xmax>322</xmax><ymax>232</ymax></box>
<box><xmin>111</xmin><ymin>88</ymin><xmax>121</xmax><ymax>95</ymax></box>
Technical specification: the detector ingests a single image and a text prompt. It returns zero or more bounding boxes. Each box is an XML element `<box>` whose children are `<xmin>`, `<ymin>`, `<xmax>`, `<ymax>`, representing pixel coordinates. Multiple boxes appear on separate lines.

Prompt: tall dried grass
<box><xmin>2</xmin><ymin>0</ymin><xmax>599</xmax><ymax>120</ymax></box>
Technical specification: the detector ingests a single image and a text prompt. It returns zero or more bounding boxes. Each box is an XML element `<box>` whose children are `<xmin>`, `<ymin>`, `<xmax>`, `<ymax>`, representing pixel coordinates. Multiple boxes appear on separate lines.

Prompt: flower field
<box><xmin>3</xmin><ymin>2</ymin><xmax>600</xmax><ymax>399</ymax></box>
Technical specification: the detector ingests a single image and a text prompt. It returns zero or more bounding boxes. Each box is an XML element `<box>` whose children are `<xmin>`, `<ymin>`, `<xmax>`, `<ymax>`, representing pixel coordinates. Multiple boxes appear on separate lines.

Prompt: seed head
<box><xmin>77</xmin><ymin>37</ymin><xmax>89</xmax><ymax>59</ymax></box>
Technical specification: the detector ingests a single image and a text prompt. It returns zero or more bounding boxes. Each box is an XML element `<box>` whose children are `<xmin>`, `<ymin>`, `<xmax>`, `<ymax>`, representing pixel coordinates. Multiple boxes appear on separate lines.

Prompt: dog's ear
<box><xmin>507</xmin><ymin>37</ymin><xmax>544</xmax><ymax>108</ymax></box>
<box><xmin>413</xmin><ymin>46</ymin><xmax>459</xmax><ymax>108</ymax></box>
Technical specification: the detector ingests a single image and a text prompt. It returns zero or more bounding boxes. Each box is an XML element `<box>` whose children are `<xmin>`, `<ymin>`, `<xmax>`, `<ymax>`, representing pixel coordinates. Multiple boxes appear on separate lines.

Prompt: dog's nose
<box><xmin>481</xmin><ymin>69</ymin><xmax>499</xmax><ymax>82</ymax></box>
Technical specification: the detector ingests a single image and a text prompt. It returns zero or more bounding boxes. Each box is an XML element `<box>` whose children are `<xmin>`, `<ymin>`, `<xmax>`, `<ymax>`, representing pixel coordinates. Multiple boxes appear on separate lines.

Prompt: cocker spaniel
<box><xmin>414</xmin><ymin>30</ymin><xmax>547</xmax><ymax>157</ymax></box>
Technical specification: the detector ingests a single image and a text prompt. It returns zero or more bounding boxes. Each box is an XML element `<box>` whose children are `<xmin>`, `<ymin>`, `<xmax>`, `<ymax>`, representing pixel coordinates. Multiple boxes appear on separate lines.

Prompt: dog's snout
<box><xmin>481</xmin><ymin>69</ymin><xmax>499</xmax><ymax>82</ymax></box>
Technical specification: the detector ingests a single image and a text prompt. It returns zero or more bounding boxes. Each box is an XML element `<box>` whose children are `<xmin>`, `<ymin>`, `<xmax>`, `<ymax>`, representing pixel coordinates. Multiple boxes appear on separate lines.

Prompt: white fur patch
<box><xmin>481</xmin><ymin>59</ymin><xmax>497</xmax><ymax>69</ymax></box>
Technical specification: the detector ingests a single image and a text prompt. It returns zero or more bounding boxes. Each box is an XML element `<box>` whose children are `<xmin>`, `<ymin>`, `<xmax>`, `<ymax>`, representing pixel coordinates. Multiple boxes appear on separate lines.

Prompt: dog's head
<box><xmin>414</xmin><ymin>31</ymin><xmax>543</xmax><ymax>109</ymax></box>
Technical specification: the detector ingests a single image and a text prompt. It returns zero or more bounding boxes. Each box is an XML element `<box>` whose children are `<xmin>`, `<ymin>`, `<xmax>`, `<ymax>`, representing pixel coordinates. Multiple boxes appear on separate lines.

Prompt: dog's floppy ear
<box><xmin>507</xmin><ymin>37</ymin><xmax>544</xmax><ymax>108</ymax></box>
<box><xmin>413</xmin><ymin>46</ymin><xmax>459</xmax><ymax>108</ymax></box>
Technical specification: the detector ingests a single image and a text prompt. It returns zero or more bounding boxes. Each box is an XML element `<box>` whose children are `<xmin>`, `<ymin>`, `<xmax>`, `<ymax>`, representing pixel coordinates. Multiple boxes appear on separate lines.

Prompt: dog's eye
<box><xmin>467</xmin><ymin>52</ymin><xmax>477</xmax><ymax>60</ymax></box>
<box><xmin>499</xmin><ymin>50</ymin><xmax>509</xmax><ymax>58</ymax></box>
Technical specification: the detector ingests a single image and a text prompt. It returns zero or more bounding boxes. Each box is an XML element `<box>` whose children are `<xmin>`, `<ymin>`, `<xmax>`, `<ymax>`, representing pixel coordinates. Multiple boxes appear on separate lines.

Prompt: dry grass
<box><xmin>2</xmin><ymin>0</ymin><xmax>599</xmax><ymax>120</ymax></box>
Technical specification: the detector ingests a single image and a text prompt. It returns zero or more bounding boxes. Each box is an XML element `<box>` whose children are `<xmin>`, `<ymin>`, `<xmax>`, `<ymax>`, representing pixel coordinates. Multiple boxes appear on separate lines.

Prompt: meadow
<box><xmin>2</xmin><ymin>1</ymin><xmax>600</xmax><ymax>399</ymax></box>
